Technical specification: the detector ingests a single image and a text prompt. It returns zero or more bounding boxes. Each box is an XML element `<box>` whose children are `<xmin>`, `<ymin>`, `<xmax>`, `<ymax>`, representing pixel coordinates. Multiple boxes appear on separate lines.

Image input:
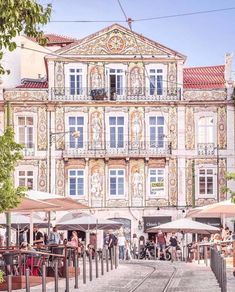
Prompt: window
<box><xmin>198</xmin><ymin>168</ymin><xmax>214</xmax><ymax>196</ymax></box>
<box><xmin>198</xmin><ymin>116</ymin><xmax>214</xmax><ymax>143</ymax></box>
<box><xmin>149</xmin><ymin>169</ymin><xmax>164</xmax><ymax>196</ymax></box>
<box><xmin>69</xmin><ymin>68</ymin><xmax>82</xmax><ymax>95</ymax></box>
<box><xmin>109</xmin><ymin>169</ymin><xmax>125</xmax><ymax>196</ymax></box>
<box><xmin>149</xmin><ymin>116</ymin><xmax>165</xmax><ymax>148</ymax></box>
<box><xmin>69</xmin><ymin>169</ymin><xmax>84</xmax><ymax>196</ymax></box>
<box><xmin>18</xmin><ymin>170</ymin><xmax>34</xmax><ymax>190</ymax></box>
<box><xmin>149</xmin><ymin>69</ymin><xmax>163</xmax><ymax>95</ymax></box>
<box><xmin>69</xmin><ymin>116</ymin><xmax>84</xmax><ymax>148</ymax></box>
<box><xmin>109</xmin><ymin>116</ymin><xmax>124</xmax><ymax>148</ymax></box>
<box><xmin>109</xmin><ymin>69</ymin><xmax>124</xmax><ymax>95</ymax></box>
<box><xmin>18</xmin><ymin>117</ymin><xmax>34</xmax><ymax>148</ymax></box>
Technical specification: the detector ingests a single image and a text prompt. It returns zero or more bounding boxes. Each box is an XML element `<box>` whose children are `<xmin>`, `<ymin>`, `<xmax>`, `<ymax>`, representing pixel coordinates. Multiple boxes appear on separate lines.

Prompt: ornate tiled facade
<box><xmin>4</xmin><ymin>24</ymin><xmax>234</xmax><ymax>236</ymax></box>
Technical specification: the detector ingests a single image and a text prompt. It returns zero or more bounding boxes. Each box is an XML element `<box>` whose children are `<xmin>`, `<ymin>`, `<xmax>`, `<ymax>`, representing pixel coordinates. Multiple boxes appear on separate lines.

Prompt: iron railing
<box><xmin>63</xmin><ymin>141</ymin><xmax>171</xmax><ymax>158</ymax></box>
<box><xmin>22</xmin><ymin>145</ymin><xmax>35</xmax><ymax>157</ymax></box>
<box><xmin>197</xmin><ymin>143</ymin><xmax>216</xmax><ymax>155</ymax></box>
<box><xmin>51</xmin><ymin>87</ymin><xmax>181</xmax><ymax>101</ymax></box>
<box><xmin>210</xmin><ymin>247</ymin><xmax>227</xmax><ymax>292</ymax></box>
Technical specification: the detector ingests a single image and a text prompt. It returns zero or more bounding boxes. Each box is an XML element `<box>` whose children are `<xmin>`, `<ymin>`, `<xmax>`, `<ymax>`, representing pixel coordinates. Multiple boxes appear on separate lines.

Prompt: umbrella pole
<box><xmin>96</xmin><ymin>219</ymin><xmax>98</xmax><ymax>250</ymax></box>
<box><xmin>48</xmin><ymin>211</ymin><xmax>51</xmax><ymax>235</ymax></box>
<box><xmin>30</xmin><ymin>212</ymin><xmax>33</xmax><ymax>246</ymax></box>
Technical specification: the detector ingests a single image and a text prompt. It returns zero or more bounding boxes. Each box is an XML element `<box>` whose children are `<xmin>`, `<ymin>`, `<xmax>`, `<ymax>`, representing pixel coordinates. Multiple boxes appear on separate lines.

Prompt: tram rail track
<box><xmin>128</xmin><ymin>261</ymin><xmax>177</xmax><ymax>292</ymax></box>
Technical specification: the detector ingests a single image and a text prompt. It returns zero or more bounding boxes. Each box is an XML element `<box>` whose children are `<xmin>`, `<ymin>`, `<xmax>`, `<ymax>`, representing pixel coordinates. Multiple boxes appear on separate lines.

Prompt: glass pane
<box><xmin>149</xmin><ymin>117</ymin><xmax>156</xmax><ymax>125</ymax></box>
<box><xmin>77</xmin><ymin>117</ymin><xmax>84</xmax><ymax>125</ymax></box>
<box><xmin>118</xmin><ymin>170</ymin><xmax>124</xmax><ymax>175</ymax></box>
<box><xmin>110</xmin><ymin>170</ymin><xmax>116</xmax><ymax>176</ymax></box>
<box><xmin>110</xmin><ymin>127</ymin><xmax>116</xmax><ymax>148</ymax></box>
<box><xmin>109</xmin><ymin>117</ymin><xmax>116</xmax><ymax>125</ymax></box>
<box><xmin>110</xmin><ymin>177</ymin><xmax>116</xmax><ymax>195</ymax></box>
<box><xmin>19</xmin><ymin>171</ymin><xmax>25</xmax><ymax>176</ymax></box>
<box><xmin>18</xmin><ymin>117</ymin><xmax>25</xmax><ymax>125</ymax></box>
<box><xmin>150</xmin><ymin>75</ymin><xmax>155</xmax><ymax>95</ymax></box>
<box><xmin>150</xmin><ymin>127</ymin><xmax>156</xmax><ymax>147</ymax></box>
<box><xmin>69</xmin><ymin>170</ymin><xmax>76</xmax><ymax>176</ymax></box>
<box><xmin>19</xmin><ymin>127</ymin><xmax>25</xmax><ymax>145</ymax></box>
<box><xmin>26</xmin><ymin>117</ymin><xmax>33</xmax><ymax>125</ymax></box>
<box><xmin>69</xmin><ymin>117</ymin><xmax>76</xmax><ymax>125</ymax></box>
<box><xmin>150</xmin><ymin>169</ymin><xmax>156</xmax><ymax>175</ymax></box>
<box><xmin>117</xmin><ymin>127</ymin><xmax>124</xmax><ymax>148</ymax></box>
<box><xmin>77</xmin><ymin>170</ymin><xmax>84</xmax><ymax>176</ymax></box>
<box><xmin>199</xmin><ymin>169</ymin><xmax>205</xmax><ymax>175</ymax></box>
<box><xmin>117</xmin><ymin>117</ymin><xmax>124</xmax><ymax>125</ymax></box>
<box><xmin>118</xmin><ymin>177</ymin><xmax>124</xmax><ymax>195</ymax></box>
<box><xmin>157</xmin><ymin>117</ymin><xmax>164</xmax><ymax>125</ymax></box>
<box><xmin>19</xmin><ymin>178</ymin><xmax>25</xmax><ymax>186</ymax></box>
<box><xmin>27</xmin><ymin>171</ymin><xmax>33</xmax><ymax>176</ymax></box>
<box><xmin>207</xmin><ymin>169</ymin><xmax>213</xmax><ymax>175</ymax></box>
<box><xmin>157</xmin><ymin>75</ymin><xmax>163</xmax><ymax>95</ymax></box>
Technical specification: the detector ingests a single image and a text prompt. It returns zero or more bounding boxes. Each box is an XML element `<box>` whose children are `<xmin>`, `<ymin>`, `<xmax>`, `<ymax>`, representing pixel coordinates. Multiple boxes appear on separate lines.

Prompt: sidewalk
<box><xmin>15</xmin><ymin>259</ymin><xmax>229</xmax><ymax>292</ymax></box>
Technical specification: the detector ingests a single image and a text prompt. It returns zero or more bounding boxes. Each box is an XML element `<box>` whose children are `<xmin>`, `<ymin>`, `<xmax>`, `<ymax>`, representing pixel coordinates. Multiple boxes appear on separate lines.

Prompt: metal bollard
<box><xmin>65</xmin><ymin>259</ymin><xmax>69</xmax><ymax>292</ymax></box>
<box><xmin>89</xmin><ymin>253</ymin><xmax>92</xmax><ymax>281</ymax></box>
<box><xmin>95</xmin><ymin>251</ymin><xmax>99</xmax><ymax>278</ymax></box>
<box><xmin>25</xmin><ymin>268</ymin><xmax>30</xmax><ymax>292</ymax></box>
<box><xmin>83</xmin><ymin>252</ymin><xmax>86</xmax><ymax>284</ymax></box>
<box><xmin>106</xmin><ymin>249</ymin><xmax>109</xmax><ymax>272</ymax></box>
<box><xmin>101</xmin><ymin>250</ymin><xmax>104</xmax><ymax>275</ymax></box>
<box><xmin>7</xmin><ymin>274</ymin><xmax>12</xmax><ymax>292</ymax></box>
<box><xmin>54</xmin><ymin>260</ymin><xmax>59</xmax><ymax>292</ymax></box>
<box><xmin>42</xmin><ymin>264</ymin><xmax>46</xmax><ymax>292</ymax></box>
<box><xmin>110</xmin><ymin>247</ymin><xmax>113</xmax><ymax>270</ymax></box>
<box><xmin>114</xmin><ymin>246</ymin><xmax>118</xmax><ymax>269</ymax></box>
<box><xmin>74</xmin><ymin>254</ymin><xmax>79</xmax><ymax>289</ymax></box>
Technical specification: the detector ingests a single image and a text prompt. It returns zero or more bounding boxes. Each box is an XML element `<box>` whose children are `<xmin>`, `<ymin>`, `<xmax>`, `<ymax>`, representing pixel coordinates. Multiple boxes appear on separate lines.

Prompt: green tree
<box><xmin>223</xmin><ymin>172</ymin><xmax>235</xmax><ymax>204</ymax></box>
<box><xmin>0</xmin><ymin>126</ymin><xmax>25</xmax><ymax>212</ymax></box>
<box><xmin>0</xmin><ymin>0</ymin><xmax>52</xmax><ymax>74</ymax></box>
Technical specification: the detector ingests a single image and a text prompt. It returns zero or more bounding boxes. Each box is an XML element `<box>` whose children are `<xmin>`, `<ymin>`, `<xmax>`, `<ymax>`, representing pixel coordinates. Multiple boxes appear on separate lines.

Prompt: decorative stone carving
<box><xmin>195</xmin><ymin>198</ymin><xmax>217</xmax><ymax>206</ymax></box>
<box><xmin>185</xmin><ymin>159</ymin><xmax>193</xmax><ymax>206</ymax></box>
<box><xmin>130</xmin><ymin>159</ymin><xmax>144</xmax><ymax>207</ymax></box>
<box><xmin>90</xmin><ymin>110</ymin><xmax>103</xmax><ymax>149</ymax></box>
<box><xmin>167</xmin><ymin>63</ymin><xmax>177</xmax><ymax>94</ymax></box>
<box><xmin>219</xmin><ymin>158</ymin><xmax>227</xmax><ymax>201</ymax></box>
<box><xmin>38</xmin><ymin>160</ymin><xmax>47</xmax><ymax>192</ymax></box>
<box><xmin>146</xmin><ymin>199</ymin><xmax>168</xmax><ymax>207</ymax></box>
<box><xmin>168</xmin><ymin>107</ymin><xmax>177</xmax><ymax>149</ymax></box>
<box><xmin>4</xmin><ymin>90</ymin><xmax>48</xmax><ymax>101</ymax></box>
<box><xmin>89</xmin><ymin>159</ymin><xmax>105</xmax><ymax>207</ymax></box>
<box><xmin>217</xmin><ymin>107</ymin><xmax>227</xmax><ymax>149</ymax></box>
<box><xmin>66</xmin><ymin>28</ymin><xmax>167</xmax><ymax>56</ymax></box>
<box><xmin>194</xmin><ymin>107</ymin><xmax>217</xmax><ymax>113</ymax></box>
<box><xmin>168</xmin><ymin>158</ymin><xmax>177</xmax><ymax>206</ymax></box>
<box><xmin>130</xmin><ymin>109</ymin><xmax>144</xmax><ymax>148</ymax></box>
<box><xmin>17</xmin><ymin>160</ymin><xmax>38</xmax><ymax>166</ymax></box>
<box><xmin>107</xmin><ymin>200</ymin><xmax>128</xmax><ymax>207</ymax></box>
<box><xmin>105</xmin><ymin>107</ymin><xmax>128</xmax><ymax>113</ymax></box>
<box><xmin>54</xmin><ymin>62</ymin><xmax>65</xmax><ymax>95</ymax></box>
<box><xmin>185</xmin><ymin>107</ymin><xmax>195</xmax><ymax>150</ymax></box>
<box><xmin>89</xmin><ymin>64</ymin><xmax>104</xmax><ymax>89</ymax></box>
<box><xmin>14</xmin><ymin>107</ymin><xmax>37</xmax><ymax>113</ymax></box>
<box><xmin>56</xmin><ymin>160</ymin><xmax>65</xmax><ymax>196</ymax></box>
<box><xmin>55</xmin><ymin>107</ymin><xmax>65</xmax><ymax>150</ymax></box>
<box><xmin>37</xmin><ymin>107</ymin><xmax>47</xmax><ymax>150</ymax></box>
<box><xmin>65</xmin><ymin>107</ymin><xmax>88</xmax><ymax>113</ymax></box>
<box><xmin>128</xmin><ymin>63</ymin><xmax>144</xmax><ymax>95</ymax></box>
<box><xmin>184</xmin><ymin>90</ymin><xmax>226</xmax><ymax>101</ymax></box>
<box><xmin>145</xmin><ymin>107</ymin><xmax>169</xmax><ymax>113</ymax></box>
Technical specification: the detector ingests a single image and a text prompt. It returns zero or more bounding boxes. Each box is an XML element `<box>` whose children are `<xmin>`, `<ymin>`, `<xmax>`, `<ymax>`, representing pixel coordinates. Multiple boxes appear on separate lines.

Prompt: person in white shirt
<box><xmin>118</xmin><ymin>232</ymin><xmax>126</xmax><ymax>260</ymax></box>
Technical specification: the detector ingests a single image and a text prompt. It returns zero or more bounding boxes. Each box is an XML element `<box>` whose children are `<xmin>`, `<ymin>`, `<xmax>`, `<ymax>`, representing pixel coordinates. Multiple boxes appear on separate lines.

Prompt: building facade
<box><xmin>3</xmin><ymin>24</ymin><xmax>235</xmax><ymax>237</ymax></box>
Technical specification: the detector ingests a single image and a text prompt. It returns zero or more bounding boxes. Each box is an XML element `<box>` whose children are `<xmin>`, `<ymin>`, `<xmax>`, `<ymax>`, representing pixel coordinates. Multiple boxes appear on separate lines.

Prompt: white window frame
<box><xmin>68</xmin><ymin>169</ymin><xmax>85</xmax><ymax>197</ymax></box>
<box><xmin>148</xmin><ymin>168</ymin><xmax>165</xmax><ymax>198</ymax></box>
<box><xmin>108</xmin><ymin>116</ymin><xmax>125</xmax><ymax>149</ymax></box>
<box><xmin>105</xmin><ymin>64</ymin><xmax>127</xmax><ymax>97</ymax></box>
<box><xmin>17</xmin><ymin>116</ymin><xmax>34</xmax><ymax>148</ymax></box>
<box><xmin>146</xmin><ymin>64</ymin><xmax>167</xmax><ymax>96</ymax></box>
<box><xmin>65</xmin><ymin>63</ymin><xmax>87</xmax><ymax>96</ymax></box>
<box><xmin>109</xmin><ymin>169</ymin><xmax>125</xmax><ymax>198</ymax></box>
<box><xmin>196</xmin><ymin>165</ymin><xmax>217</xmax><ymax>199</ymax></box>
<box><xmin>198</xmin><ymin>116</ymin><xmax>214</xmax><ymax>144</ymax></box>
<box><xmin>15</xmin><ymin>165</ymin><xmax>37</xmax><ymax>191</ymax></box>
<box><xmin>195</xmin><ymin>112</ymin><xmax>217</xmax><ymax>146</ymax></box>
<box><xmin>67</xmin><ymin>115</ymin><xmax>85</xmax><ymax>149</ymax></box>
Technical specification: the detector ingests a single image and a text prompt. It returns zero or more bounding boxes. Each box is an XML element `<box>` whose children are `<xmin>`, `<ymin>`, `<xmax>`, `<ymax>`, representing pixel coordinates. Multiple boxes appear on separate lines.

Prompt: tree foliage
<box><xmin>0</xmin><ymin>127</ymin><xmax>25</xmax><ymax>212</ymax></box>
<box><xmin>0</xmin><ymin>0</ymin><xmax>52</xmax><ymax>74</ymax></box>
<box><xmin>222</xmin><ymin>172</ymin><xmax>235</xmax><ymax>204</ymax></box>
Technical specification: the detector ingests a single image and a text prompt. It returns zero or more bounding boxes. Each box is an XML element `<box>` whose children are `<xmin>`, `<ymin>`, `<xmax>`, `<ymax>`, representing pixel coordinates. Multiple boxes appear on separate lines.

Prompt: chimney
<box><xmin>224</xmin><ymin>53</ymin><xmax>233</xmax><ymax>83</ymax></box>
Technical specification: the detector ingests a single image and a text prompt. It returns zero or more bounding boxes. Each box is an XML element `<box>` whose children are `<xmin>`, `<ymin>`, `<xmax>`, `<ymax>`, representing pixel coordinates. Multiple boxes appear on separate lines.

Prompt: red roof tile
<box><xmin>183</xmin><ymin>65</ymin><xmax>225</xmax><ymax>89</ymax></box>
<box><xmin>27</xmin><ymin>33</ymin><xmax>76</xmax><ymax>46</ymax></box>
<box><xmin>16</xmin><ymin>79</ymin><xmax>48</xmax><ymax>89</ymax></box>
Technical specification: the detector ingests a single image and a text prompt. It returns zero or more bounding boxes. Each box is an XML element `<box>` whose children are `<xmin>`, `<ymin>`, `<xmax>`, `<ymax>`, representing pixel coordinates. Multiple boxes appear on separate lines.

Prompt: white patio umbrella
<box><xmin>194</xmin><ymin>199</ymin><xmax>235</xmax><ymax>217</ymax></box>
<box><xmin>56</xmin><ymin>212</ymin><xmax>123</xmax><ymax>231</ymax></box>
<box><xmin>147</xmin><ymin>218</ymin><xmax>220</xmax><ymax>234</ymax></box>
<box><xmin>0</xmin><ymin>213</ymin><xmax>48</xmax><ymax>229</ymax></box>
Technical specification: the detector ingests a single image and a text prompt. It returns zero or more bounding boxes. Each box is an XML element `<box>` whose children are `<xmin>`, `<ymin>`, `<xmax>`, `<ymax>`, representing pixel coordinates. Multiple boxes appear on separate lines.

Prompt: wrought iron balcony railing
<box><xmin>63</xmin><ymin>141</ymin><xmax>171</xmax><ymax>158</ymax></box>
<box><xmin>197</xmin><ymin>143</ymin><xmax>216</xmax><ymax>155</ymax></box>
<box><xmin>22</xmin><ymin>145</ymin><xmax>35</xmax><ymax>157</ymax></box>
<box><xmin>51</xmin><ymin>87</ymin><xmax>181</xmax><ymax>101</ymax></box>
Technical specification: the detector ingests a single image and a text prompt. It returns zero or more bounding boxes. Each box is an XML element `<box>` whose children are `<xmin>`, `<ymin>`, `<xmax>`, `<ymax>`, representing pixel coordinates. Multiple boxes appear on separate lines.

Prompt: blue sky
<box><xmin>40</xmin><ymin>0</ymin><xmax>235</xmax><ymax>70</ymax></box>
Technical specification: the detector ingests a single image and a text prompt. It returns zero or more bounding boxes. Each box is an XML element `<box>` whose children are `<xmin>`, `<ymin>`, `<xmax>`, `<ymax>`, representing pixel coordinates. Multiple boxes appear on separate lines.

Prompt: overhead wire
<box><xmin>49</xmin><ymin>6</ymin><xmax>235</xmax><ymax>23</ymax></box>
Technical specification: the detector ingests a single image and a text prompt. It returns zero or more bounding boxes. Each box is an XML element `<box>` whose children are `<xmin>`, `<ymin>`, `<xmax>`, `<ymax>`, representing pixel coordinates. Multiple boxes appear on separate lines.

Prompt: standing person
<box><xmin>108</xmin><ymin>230</ymin><xmax>117</xmax><ymax>258</ymax></box>
<box><xmin>118</xmin><ymin>231</ymin><xmax>125</xmax><ymax>260</ymax></box>
<box><xmin>70</xmin><ymin>231</ymin><xmax>79</xmax><ymax>247</ymax></box>
<box><xmin>33</xmin><ymin>226</ymin><xmax>44</xmax><ymax>249</ymax></box>
<box><xmin>169</xmin><ymin>233</ymin><xmax>178</xmax><ymax>262</ymax></box>
<box><xmin>156</xmin><ymin>230</ymin><xmax>167</xmax><ymax>260</ymax></box>
<box><xmin>131</xmin><ymin>234</ymin><xmax>138</xmax><ymax>259</ymax></box>
<box><xmin>125</xmin><ymin>240</ymin><xmax>132</xmax><ymax>260</ymax></box>
<box><xmin>48</xmin><ymin>226</ymin><xmax>61</xmax><ymax>245</ymax></box>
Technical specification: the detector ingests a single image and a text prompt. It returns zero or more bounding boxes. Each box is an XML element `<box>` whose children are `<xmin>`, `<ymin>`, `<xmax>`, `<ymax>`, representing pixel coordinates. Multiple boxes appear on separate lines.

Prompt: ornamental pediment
<box><xmin>59</xmin><ymin>24</ymin><xmax>185</xmax><ymax>58</ymax></box>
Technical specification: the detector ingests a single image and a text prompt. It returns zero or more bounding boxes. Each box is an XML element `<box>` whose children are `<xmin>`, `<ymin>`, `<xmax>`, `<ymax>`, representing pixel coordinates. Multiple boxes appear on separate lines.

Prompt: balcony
<box><xmin>22</xmin><ymin>145</ymin><xmax>35</xmax><ymax>157</ymax></box>
<box><xmin>197</xmin><ymin>143</ymin><xmax>216</xmax><ymax>156</ymax></box>
<box><xmin>51</xmin><ymin>87</ymin><xmax>181</xmax><ymax>102</ymax></box>
<box><xmin>63</xmin><ymin>141</ymin><xmax>171</xmax><ymax>158</ymax></box>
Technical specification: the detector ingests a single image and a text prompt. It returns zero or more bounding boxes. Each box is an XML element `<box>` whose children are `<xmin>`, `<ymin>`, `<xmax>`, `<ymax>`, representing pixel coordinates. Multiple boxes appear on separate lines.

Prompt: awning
<box><xmin>143</xmin><ymin>216</ymin><xmax>171</xmax><ymax>232</ymax></box>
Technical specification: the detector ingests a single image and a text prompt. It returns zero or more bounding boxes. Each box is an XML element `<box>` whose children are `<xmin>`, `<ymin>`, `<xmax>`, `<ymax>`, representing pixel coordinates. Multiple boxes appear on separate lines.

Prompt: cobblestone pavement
<box><xmin>15</xmin><ymin>260</ymin><xmax>235</xmax><ymax>292</ymax></box>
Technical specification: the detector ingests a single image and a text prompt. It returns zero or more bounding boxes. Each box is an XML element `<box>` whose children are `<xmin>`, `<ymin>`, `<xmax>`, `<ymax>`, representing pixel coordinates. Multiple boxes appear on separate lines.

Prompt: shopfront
<box><xmin>143</xmin><ymin>216</ymin><xmax>171</xmax><ymax>240</ymax></box>
<box><xmin>195</xmin><ymin>217</ymin><xmax>222</xmax><ymax>228</ymax></box>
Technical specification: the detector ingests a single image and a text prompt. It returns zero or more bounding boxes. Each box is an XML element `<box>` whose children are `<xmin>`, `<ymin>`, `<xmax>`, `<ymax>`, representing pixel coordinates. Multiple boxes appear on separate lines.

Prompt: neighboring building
<box><xmin>3</xmin><ymin>24</ymin><xmax>235</xmax><ymax>237</ymax></box>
